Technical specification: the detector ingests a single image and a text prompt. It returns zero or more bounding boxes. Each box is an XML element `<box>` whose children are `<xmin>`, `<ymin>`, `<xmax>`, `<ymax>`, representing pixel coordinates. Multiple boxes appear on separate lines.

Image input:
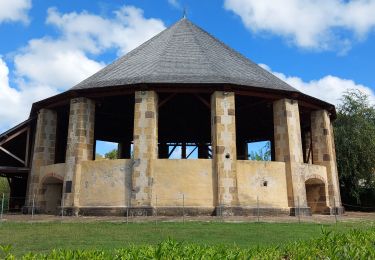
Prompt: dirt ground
<box><xmin>0</xmin><ymin>211</ymin><xmax>374</xmax><ymax>224</ymax></box>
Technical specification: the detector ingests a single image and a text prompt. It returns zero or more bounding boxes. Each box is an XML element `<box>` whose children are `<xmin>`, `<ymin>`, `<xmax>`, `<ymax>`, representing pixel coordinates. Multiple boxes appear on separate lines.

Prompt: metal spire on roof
<box><xmin>182</xmin><ymin>7</ymin><xmax>187</xmax><ymax>19</ymax></box>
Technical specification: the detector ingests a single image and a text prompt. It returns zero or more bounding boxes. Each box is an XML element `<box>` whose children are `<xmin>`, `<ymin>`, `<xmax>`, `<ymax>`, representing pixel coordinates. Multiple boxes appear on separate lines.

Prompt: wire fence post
<box><xmin>333</xmin><ymin>196</ymin><xmax>337</xmax><ymax>224</ymax></box>
<box><xmin>126</xmin><ymin>196</ymin><xmax>129</xmax><ymax>224</ymax></box>
<box><xmin>1</xmin><ymin>193</ymin><xmax>4</xmax><ymax>220</ymax></box>
<box><xmin>297</xmin><ymin>196</ymin><xmax>300</xmax><ymax>223</ymax></box>
<box><xmin>182</xmin><ymin>194</ymin><xmax>185</xmax><ymax>224</ymax></box>
<box><xmin>61</xmin><ymin>194</ymin><xmax>64</xmax><ymax>219</ymax></box>
<box><xmin>257</xmin><ymin>195</ymin><xmax>260</xmax><ymax>223</ymax></box>
<box><xmin>31</xmin><ymin>194</ymin><xmax>35</xmax><ymax>219</ymax></box>
<box><xmin>155</xmin><ymin>194</ymin><xmax>158</xmax><ymax>225</ymax></box>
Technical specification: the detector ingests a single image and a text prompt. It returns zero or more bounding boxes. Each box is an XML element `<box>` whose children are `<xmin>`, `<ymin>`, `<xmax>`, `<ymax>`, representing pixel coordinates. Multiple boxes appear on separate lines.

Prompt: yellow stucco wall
<box><xmin>237</xmin><ymin>160</ymin><xmax>289</xmax><ymax>208</ymax></box>
<box><xmin>78</xmin><ymin>159</ymin><xmax>132</xmax><ymax>207</ymax></box>
<box><xmin>153</xmin><ymin>159</ymin><xmax>214</xmax><ymax>207</ymax></box>
<box><xmin>39</xmin><ymin>163</ymin><xmax>66</xmax><ymax>183</ymax></box>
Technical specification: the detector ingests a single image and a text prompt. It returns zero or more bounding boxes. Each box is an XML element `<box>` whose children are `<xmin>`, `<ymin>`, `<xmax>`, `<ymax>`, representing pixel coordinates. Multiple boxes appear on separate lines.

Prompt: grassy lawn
<box><xmin>0</xmin><ymin>221</ymin><xmax>372</xmax><ymax>256</ymax></box>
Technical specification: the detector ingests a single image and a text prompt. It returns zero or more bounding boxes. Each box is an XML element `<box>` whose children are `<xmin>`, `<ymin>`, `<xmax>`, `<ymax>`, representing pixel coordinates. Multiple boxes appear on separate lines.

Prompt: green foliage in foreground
<box><xmin>1</xmin><ymin>228</ymin><xmax>374</xmax><ymax>259</ymax></box>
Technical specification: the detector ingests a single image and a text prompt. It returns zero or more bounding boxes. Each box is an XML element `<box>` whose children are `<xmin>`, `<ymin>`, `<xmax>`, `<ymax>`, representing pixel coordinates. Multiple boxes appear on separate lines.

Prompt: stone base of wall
<box><xmin>215</xmin><ymin>206</ymin><xmax>291</xmax><ymax>216</ymax></box>
<box><xmin>289</xmin><ymin>207</ymin><xmax>312</xmax><ymax>216</ymax></box>
<box><xmin>22</xmin><ymin>206</ymin><xmax>345</xmax><ymax>216</ymax></box>
<box><xmin>330</xmin><ymin>206</ymin><xmax>345</xmax><ymax>215</ymax></box>
<box><xmin>155</xmin><ymin>207</ymin><xmax>215</xmax><ymax>216</ymax></box>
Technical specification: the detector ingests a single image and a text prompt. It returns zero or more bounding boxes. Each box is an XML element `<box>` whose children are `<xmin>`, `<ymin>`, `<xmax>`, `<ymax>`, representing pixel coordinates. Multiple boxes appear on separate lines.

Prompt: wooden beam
<box><xmin>186</xmin><ymin>146</ymin><xmax>198</xmax><ymax>159</ymax></box>
<box><xmin>0</xmin><ymin>146</ymin><xmax>25</xmax><ymax>165</ymax></box>
<box><xmin>25</xmin><ymin>127</ymin><xmax>30</xmax><ymax>167</ymax></box>
<box><xmin>0</xmin><ymin>127</ymin><xmax>28</xmax><ymax>146</ymax></box>
<box><xmin>159</xmin><ymin>93</ymin><xmax>177</xmax><ymax>108</ymax></box>
<box><xmin>194</xmin><ymin>94</ymin><xmax>210</xmax><ymax>109</ymax></box>
<box><xmin>237</xmin><ymin>100</ymin><xmax>267</xmax><ymax>111</ymax></box>
<box><xmin>168</xmin><ymin>145</ymin><xmax>177</xmax><ymax>158</ymax></box>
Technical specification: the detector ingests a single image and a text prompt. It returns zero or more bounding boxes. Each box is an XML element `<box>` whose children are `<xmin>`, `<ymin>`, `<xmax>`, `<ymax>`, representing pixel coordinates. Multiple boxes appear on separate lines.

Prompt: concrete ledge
<box><xmin>155</xmin><ymin>207</ymin><xmax>215</xmax><ymax>216</ymax></box>
<box><xmin>330</xmin><ymin>206</ymin><xmax>345</xmax><ymax>215</ymax></box>
<box><xmin>215</xmin><ymin>206</ymin><xmax>290</xmax><ymax>216</ymax></box>
<box><xmin>289</xmin><ymin>207</ymin><xmax>311</xmax><ymax>216</ymax></box>
<box><xmin>36</xmin><ymin>206</ymin><xmax>349</xmax><ymax>217</ymax></box>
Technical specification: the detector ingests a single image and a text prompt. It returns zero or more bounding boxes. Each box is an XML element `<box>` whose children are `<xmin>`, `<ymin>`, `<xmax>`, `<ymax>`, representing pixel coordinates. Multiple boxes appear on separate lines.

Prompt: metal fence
<box><xmin>1</xmin><ymin>193</ymin><xmax>374</xmax><ymax>223</ymax></box>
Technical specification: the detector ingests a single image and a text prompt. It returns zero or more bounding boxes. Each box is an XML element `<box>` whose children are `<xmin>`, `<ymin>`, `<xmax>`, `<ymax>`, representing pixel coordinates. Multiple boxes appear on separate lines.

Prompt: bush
<box><xmin>1</xmin><ymin>227</ymin><xmax>375</xmax><ymax>259</ymax></box>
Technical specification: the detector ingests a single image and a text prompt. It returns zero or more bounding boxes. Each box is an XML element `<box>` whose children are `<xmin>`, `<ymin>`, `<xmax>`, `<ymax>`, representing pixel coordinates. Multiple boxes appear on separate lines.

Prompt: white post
<box><xmin>333</xmin><ymin>196</ymin><xmax>337</xmax><ymax>224</ymax></box>
<box><xmin>32</xmin><ymin>194</ymin><xmax>35</xmax><ymax>218</ymax></box>
<box><xmin>257</xmin><ymin>195</ymin><xmax>259</xmax><ymax>222</ymax></box>
<box><xmin>297</xmin><ymin>196</ymin><xmax>300</xmax><ymax>223</ymax></box>
<box><xmin>1</xmin><ymin>193</ymin><xmax>4</xmax><ymax>220</ymax></box>
<box><xmin>61</xmin><ymin>193</ymin><xmax>64</xmax><ymax>219</ymax></box>
<box><xmin>182</xmin><ymin>194</ymin><xmax>185</xmax><ymax>223</ymax></box>
<box><xmin>126</xmin><ymin>197</ymin><xmax>129</xmax><ymax>225</ymax></box>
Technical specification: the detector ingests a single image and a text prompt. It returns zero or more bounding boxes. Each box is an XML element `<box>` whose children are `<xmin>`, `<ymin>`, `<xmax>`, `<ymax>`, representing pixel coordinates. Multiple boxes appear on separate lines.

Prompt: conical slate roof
<box><xmin>72</xmin><ymin>18</ymin><xmax>298</xmax><ymax>92</ymax></box>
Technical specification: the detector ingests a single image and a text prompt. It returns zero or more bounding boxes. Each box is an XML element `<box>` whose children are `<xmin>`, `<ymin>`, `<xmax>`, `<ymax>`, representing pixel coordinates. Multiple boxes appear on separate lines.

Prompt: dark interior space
<box><xmin>299</xmin><ymin>106</ymin><xmax>313</xmax><ymax>164</ymax></box>
<box><xmin>94</xmin><ymin>94</ymin><xmax>134</xmax><ymax>159</ymax></box>
<box><xmin>235</xmin><ymin>95</ymin><xmax>274</xmax><ymax>160</ymax></box>
<box><xmin>158</xmin><ymin>93</ymin><xmax>211</xmax><ymax>159</ymax></box>
<box><xmin>55</xmin><ymin>105</ymin><xmax>69</xmax><ymax>164</ymax></box>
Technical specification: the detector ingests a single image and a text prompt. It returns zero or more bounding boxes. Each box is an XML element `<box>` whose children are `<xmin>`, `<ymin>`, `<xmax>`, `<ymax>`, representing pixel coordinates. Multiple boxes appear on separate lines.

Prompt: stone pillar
<box><xmin>131</xmin><ymin>91</ymin><xmax>158</xmax><ymax>215</ymax></box>
<box><xmin>118</xmin><ymin>142</ymin><xmax>131</xmax><ymax>159</ymax></box>
<box><xmin>303</xmin><ymin>130</ymin><xmax>313</xmax><ymax>164</ymax></box>
<box><xmin>64</xmin><ymin>97</ymin><xmax>95</xmax><ymax>213</ymax></box>
<box><xmin>158</xmin><ymin>143</ymin><xmax>169</xmax><ymax>158</ymax></box>
<box><xmin>273</xmin><ymin>99</ymin><xmax>309</xmax><ymax>215</ymax></box>
<box><xmin>236</xmin><ymin>140</ymin><xmax>248</xmax><ymax>160</ymax></box>
<box><xmin>27</xmin><ymin>109</ymin><xmax>57</xmax><ymax>209</ymax></box>
<box><xmin>311</xmin><ymin>110</ymin><xmax>343</xmax><ymax>214</ymax></box>
<box><xmin>197</xmin><ymin>143</ymin><xmax>209</xmax><ymax>159</ymax></box>
<box><xmin>211</xmin><ymin>91</ymin><xmax>239</xmax><ymax>215</ymax></box>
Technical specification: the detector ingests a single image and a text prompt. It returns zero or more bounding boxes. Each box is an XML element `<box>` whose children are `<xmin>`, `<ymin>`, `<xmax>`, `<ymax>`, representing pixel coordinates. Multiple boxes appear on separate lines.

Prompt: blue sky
<box><xmin>0</xmin><ymin>0</ymin><xmax>375</xmax><ymax>155</ymax></box>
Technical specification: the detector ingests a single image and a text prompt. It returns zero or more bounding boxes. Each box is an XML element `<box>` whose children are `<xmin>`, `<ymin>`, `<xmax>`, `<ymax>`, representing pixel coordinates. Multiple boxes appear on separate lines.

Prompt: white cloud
<box><xmin>168</xmin><ymin>0</ymin><xmax>181</xmax><ymax>9</ymax></box>
<box><xmin>224</xmin><ymin>0</ymin><xmax>375</xmax><ymax>51</ymax></box>
<box><xmin>259</xmin><ymin>64</ymin><xmax>375</xmax><ymax>105</ymax></box>
<box><xmin>0</xmin><ymin>5</ymin><xmax>165</xmax><ymax>132</ymax></box>
<box><xmin>0</xmin><ymin>0</ymin><xmax>31</xmax><ymax>24</ymax></box>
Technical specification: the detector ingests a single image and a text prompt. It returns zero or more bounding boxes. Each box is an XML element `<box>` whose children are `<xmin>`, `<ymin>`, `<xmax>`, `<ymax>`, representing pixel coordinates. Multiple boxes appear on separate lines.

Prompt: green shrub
<box><xmin>1</xmin><ymin>228</ymin><xmax>375</xmax><ymax>259</ymax></box>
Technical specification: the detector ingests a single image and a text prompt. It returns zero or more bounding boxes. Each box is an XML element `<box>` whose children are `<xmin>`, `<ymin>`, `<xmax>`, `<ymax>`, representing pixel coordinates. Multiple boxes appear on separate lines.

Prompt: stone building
<box><xmin>0</xmin><ymin>18</ymin><xmax>343</xmax><ymax>216</ymax></box>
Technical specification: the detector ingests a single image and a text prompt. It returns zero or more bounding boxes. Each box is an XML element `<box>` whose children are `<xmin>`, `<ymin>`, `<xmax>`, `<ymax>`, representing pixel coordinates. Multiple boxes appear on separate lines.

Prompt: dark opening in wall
<box><xmin>158</xmin><ymin>93</ymin><xmax>211</xmax><ymax>159</ymax></box>
<box><xmin>235</xmin><ymin>95</ymin><xmax>275</xmax><ymax>161</ymax></box>
<box><xmin>54</xmin><ymin>105</ymin><xmax>69</xmax><ymax>164</ymax></box>
<box><xmin>94</xmin><ymin>94</ymin><xmax>134</xmax><ymax>160</ymax></box>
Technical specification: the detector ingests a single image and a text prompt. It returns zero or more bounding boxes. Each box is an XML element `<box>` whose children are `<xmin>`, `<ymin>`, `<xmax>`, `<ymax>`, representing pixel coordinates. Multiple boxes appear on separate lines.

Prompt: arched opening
<box><xmin>41</xmin><ymin>176</ymin><xmax>63</xmax><ymax>214</ymax></box>
<box><xmin>305</xmin><ymin>178</ymin><xmax>329</xmax><ymax>214</ymax></box>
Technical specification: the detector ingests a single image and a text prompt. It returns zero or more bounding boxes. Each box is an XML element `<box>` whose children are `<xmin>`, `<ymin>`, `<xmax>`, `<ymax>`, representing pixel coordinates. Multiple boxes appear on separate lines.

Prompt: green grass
<box><xmin>0</xmin><ymin>221</ymin><xmax>373</xmax><ymax>256</ymax></box>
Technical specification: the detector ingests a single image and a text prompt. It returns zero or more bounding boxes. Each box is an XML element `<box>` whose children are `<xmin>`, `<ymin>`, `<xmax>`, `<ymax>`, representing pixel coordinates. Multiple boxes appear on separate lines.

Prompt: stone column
<box><xmin>311</xmin><ymin>110</ymin><xmax>343</xmax><ymax>214</ymax></box>
<box><xmin>236</xmin><ymin>139</ymin><xmax>248</xmax><ymax>160</ymax></box>
<box><xmin>303</xmin><ymin>130</ymin><xmax>313</xmax><ymax>164</ymax></box>
<box><xmin>273</xmin><ymin>99</ymin><xmax>309</xmax><ymax>215</ymax></box>
<box><xmin>197</xmin><ymin>143</ymin><xmax>209</xmax><ymax>159</ymax></box>
<box><xmin>158</xmin><ymin>143</ymin><xmax>169</xmax><ymax>159</ymax></box>
<box><xmin>131</xmin><ymin>91</ymin><xmax>158</xmax><ymax>215</ymax></box>
<box><xmin>64</xmin><ymin>97</ymin><xmax>95</xmax><ymax>213</ymax></box>
<box><xmin>211</xmin><ymin>91</ymin><xmax>239</xmax><ymax>215</ymax></box>
<box><xmin>118</xmin><ymin>142</ymin><xmax>131</xmax><ymax>159</ymax></box>
<box><xmin>27</xmin><ymin>109</ymin><xmax>57</xmax><ymax>209</ymax></box>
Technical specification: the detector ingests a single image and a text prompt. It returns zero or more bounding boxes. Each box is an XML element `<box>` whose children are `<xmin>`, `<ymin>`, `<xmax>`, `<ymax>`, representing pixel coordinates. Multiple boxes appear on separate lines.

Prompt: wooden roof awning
<box><xmin>0</xmin><ymin>118</ymin><xmax>35</xmax><ymax>178</ymax></box>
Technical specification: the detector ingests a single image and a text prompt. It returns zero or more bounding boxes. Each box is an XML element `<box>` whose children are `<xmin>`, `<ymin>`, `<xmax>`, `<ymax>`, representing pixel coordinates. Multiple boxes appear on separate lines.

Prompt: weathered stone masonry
<box><xmin>27</xmin><ymin>109</ymin><xmax>57</xmax><ymax>207</ymax></box>
<box><xmin>64</xmin><ymin>97</ymin><xmax>95</xmax><ymax>211</ymax></box>
<box><xmin>131</xmin><ymin>91</ymin><xmax>158</xmax><ymax>214</ymax></box>
<box><xmin>273</xmin><ymin>99</ymin><xmax>309</xmax><ymax>214</ymax></box>
<box><xmin>311</xmin><ymin>110</ymin><xmax>342</xmax><ymax>213</ymax></box>
<box><xmin>211</xmin><ymin>91</ymin><xmax>239</xmax><ymax>212</ymax></box>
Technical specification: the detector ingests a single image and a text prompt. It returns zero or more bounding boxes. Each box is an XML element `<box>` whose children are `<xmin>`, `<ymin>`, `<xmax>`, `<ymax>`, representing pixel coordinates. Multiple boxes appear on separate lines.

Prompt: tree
<box><xmin>105</xmin><ymin>149</ymin><xmax>118</xmax><ymax>160</ymax></box>
<box><xmin>334</xmin><ymin>89</ymin><xmax>375</xmax><ymax>206</ymax></box>
<box><xmin>249</xmin><ymin>141</ymin><xmax>271</xmax><ymax>161</ymax></box>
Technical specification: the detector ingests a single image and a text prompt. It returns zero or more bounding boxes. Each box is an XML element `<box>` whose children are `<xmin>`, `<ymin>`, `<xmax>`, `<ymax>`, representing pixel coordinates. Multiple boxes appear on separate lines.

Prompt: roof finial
<box><xmin>182</xmin><ymin>7</ymin><xmax>187</xmax><ymax>19</ymax></box>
